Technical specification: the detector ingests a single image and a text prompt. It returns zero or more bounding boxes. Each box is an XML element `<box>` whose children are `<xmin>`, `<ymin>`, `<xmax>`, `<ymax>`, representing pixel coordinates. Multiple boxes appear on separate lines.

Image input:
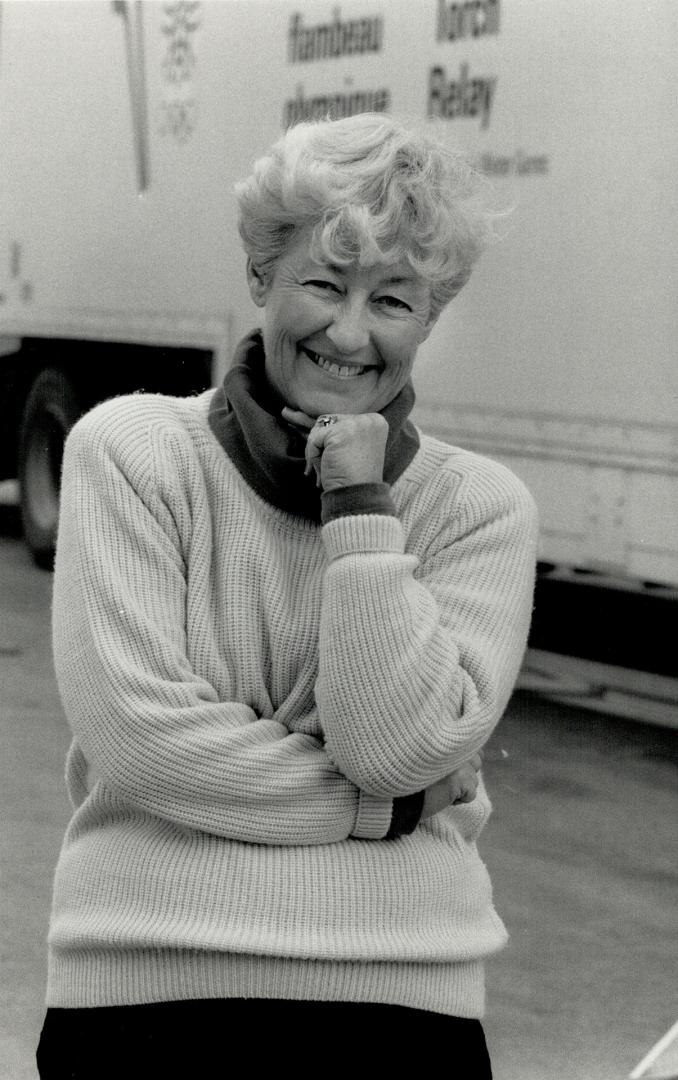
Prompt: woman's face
<box><xmin>248</xmin><ymin>226</ymin><xmax>435</xmax><ymax>417</ymax></box>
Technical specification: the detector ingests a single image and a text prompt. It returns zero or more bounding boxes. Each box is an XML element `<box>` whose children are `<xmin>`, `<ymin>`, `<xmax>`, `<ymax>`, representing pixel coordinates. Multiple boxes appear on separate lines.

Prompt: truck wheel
<box><xmin>18</xmin><ymin>368</ymin><xmax>81</xmax><ymax>567</ymax></box>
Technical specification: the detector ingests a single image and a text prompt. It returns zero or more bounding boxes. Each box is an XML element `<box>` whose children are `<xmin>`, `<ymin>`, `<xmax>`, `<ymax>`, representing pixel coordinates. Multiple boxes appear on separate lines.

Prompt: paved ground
<box><xmin>1</xmin><ymin>516</ymin><xmax>676</xmax><ymax>1080</ymax></box>
<box><xmin>1</xmin><ymin>517</ymin><xmax>72</xmax><ymax>1080</ymax></box>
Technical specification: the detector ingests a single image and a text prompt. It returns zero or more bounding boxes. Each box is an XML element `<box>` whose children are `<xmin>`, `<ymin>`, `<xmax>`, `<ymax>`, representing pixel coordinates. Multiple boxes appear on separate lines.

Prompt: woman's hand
<box><xmin>420</xmin><ymin>753</ymin><xmax>483</xmax><ymax>819</ymax></box>
<box><xmin>282</xmin><ymin>407</ymin><xmax>389</xmax><ymax>492</ymax></box>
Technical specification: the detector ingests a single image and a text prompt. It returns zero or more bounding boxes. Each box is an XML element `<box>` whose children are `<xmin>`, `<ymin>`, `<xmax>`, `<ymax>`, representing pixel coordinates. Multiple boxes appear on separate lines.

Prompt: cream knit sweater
<box><xmin>47</xmin><ymin>389</ymin><xmax>537</xmax><ymax>1017</ymax></box>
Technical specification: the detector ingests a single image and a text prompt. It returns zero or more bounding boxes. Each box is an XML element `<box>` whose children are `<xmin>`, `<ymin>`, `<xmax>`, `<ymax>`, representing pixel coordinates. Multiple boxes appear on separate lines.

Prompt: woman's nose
<box><xmin>325</xmin><ymin>301</ymin><xmax>370</xmax><ymax>354</ymax></box>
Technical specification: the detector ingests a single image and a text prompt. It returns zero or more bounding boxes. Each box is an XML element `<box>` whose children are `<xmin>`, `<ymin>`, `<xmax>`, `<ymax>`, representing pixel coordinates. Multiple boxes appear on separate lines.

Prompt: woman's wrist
<box><xmin>321</xmin><ymin>482</ymin><xmax>397</xmax><ymax>525</ymax></box>
<box><xmin>386</xmin><ymin>791</ymin><xmax>426</xmax><ymax>839</ymax></box>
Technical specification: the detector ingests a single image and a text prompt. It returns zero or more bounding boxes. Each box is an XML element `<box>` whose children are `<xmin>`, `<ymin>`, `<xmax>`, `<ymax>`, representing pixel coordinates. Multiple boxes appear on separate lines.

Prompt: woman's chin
<box><xmin>295</xmin><ymin>395</ymin><xmax>368</xmax><ymax>418</ymax></box>
<box><xmin>290</xmin><ymin>379</ymin><xmax>382</xmax><ymax>418</ymax></box>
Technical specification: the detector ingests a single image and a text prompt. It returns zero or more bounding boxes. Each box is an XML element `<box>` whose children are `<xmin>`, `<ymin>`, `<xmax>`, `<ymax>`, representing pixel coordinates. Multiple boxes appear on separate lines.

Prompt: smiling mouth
<box><xmin>301</xmin><ymin>347</ymin><xmax>373</xmax><ymax>378</ymax></box>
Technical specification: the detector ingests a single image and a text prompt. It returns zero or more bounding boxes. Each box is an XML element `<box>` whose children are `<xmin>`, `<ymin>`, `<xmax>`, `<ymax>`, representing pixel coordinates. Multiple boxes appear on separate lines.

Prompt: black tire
<box><xmin>18</xmin><ymin>368</ymin><xmax>81</xmax><ymax>567</ymax></box>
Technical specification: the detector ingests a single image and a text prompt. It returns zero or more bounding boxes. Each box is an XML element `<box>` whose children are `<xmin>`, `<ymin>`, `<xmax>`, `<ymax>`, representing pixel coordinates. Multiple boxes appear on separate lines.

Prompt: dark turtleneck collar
<box><xmin>207</xmin><ymin>330</ymin><xmax>420</xmax><ymax>522</ymax></box>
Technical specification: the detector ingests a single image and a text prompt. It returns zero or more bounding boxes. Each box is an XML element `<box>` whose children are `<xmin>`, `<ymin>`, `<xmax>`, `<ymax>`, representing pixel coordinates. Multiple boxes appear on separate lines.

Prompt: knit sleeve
<box><xmin>316</xmin><ymin>459</ymin><xmax>538</xmax><ymax>797</ymax></box>
<box><xmin>51</xmin><ymin>407</ymin><xmax>392</xmax><ymax>845</ymax></box>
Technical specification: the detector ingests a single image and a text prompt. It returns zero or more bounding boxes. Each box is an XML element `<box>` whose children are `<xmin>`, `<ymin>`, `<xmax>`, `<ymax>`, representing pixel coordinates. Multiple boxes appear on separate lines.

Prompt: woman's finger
<box><xmin>304</xmin><ymin>445</ymin><xmax>322</xmax><ymax>483</ymax></box>
<box><xmin>281</xmin><ymin>406</ymin><xmax>315</xmax><ymax>430</ymax></box>
<box><xmin>304</xmin><ymin>416</ymin><xmax>341</xmax><ymax>477</ymax></box>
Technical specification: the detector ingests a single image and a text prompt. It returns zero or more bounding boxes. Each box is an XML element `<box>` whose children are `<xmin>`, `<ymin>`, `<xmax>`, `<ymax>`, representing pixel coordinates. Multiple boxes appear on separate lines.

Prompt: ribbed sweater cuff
<box><xmin>321</xmin><ymin>483</ymin><xmax>397</xmax><ymax>525</ymax></box>
<box><xmin>322</xmin><ymin>513</ymin><xmax>404</xmax><ymax>560</ymax></box>
<box><xmin>351</xmin><ymin>791</ymin><xmax>394</xmax><ymax>839</ymax></box>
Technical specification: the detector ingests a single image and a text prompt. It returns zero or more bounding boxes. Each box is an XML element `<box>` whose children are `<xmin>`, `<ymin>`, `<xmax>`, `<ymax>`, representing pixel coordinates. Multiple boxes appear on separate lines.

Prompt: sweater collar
<box><xmin>208</xmin><ymin>330</ymin><xmax>420</xmax><ymax>521</ymax></box>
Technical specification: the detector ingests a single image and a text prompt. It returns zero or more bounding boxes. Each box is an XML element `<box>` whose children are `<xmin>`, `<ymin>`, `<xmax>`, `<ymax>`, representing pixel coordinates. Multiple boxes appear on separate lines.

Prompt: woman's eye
<box><xmin>306</xmin><ymin>279</ymin><xmax>341</xmax><ymax>293</ymax></box>
<box><xmin>376</xmin><ymin>295</ymin><xmax>412</xmax><ymax>311</ymax></box>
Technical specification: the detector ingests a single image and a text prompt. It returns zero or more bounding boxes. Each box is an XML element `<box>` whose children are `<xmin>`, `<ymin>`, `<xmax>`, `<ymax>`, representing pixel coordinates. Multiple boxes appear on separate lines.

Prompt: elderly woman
<box><xmin>38</xmin><ymin>114</ymin><xmax>537</xmax><ymax>1078</ymax></box>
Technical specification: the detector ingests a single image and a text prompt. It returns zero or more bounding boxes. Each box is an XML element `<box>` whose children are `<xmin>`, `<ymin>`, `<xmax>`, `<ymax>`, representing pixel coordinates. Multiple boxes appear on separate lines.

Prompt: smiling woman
<box><xmin>38</xmin><ymin>114</ymin><xmax>537</xmax><ymax>1078</ymax></box>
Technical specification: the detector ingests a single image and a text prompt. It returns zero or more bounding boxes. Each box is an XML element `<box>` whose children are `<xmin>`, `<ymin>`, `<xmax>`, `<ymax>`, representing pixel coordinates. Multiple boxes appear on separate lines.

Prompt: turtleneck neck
<box><xmin>208</xmin><ymin>330</ymin><xmax>420</xmax><ymax>521</ymax></box>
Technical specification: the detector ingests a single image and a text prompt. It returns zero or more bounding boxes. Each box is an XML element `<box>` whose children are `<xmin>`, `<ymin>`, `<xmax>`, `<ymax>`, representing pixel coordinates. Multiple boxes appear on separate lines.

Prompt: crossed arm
<box><xmin>52</xmin><ymin>409</ymin><xmax>536</xmax><ymax>846</ymax></box>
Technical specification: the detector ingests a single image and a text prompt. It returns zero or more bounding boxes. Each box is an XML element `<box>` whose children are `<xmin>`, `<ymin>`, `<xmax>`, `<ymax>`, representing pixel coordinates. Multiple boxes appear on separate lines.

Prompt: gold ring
<box><xmin>316</xmin><ymin>414</ymin><xmax>338</xmax><ymax>427</ymax></box>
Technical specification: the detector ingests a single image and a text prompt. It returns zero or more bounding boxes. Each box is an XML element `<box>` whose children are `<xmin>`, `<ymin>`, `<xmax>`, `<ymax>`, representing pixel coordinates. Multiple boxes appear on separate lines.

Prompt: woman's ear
<box><xmin>247</xmin><ymin>259</ymin><xmax>268</xmax><ymax>307</ymax></box>
<box><xmin>420</xmin><ymin>311</ymin><xmax>439</xmax><ymax>343</ymax></box>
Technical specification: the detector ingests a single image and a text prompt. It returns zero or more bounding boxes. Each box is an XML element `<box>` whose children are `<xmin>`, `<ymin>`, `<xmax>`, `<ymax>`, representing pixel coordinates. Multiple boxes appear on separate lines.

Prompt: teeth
<box><xmin>306</xmin><ymin>350</ymin><xmax>366</xmax><ymax>377</ymax></box>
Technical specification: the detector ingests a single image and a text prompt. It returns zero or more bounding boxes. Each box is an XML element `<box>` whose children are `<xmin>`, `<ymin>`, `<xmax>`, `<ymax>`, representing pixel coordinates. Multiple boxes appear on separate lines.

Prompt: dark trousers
<box><xmin>37</xmin><ymin>998</ymin><xmax>493</xmax><ymax>1078</ymax></box>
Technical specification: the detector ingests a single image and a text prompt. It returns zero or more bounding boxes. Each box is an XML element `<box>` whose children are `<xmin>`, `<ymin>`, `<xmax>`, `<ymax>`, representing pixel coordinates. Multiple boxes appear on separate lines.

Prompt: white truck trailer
<box><xmin>1</xmin><ymin>0</ymin><xmax>676</xmax><ymax>720</ymax></box>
